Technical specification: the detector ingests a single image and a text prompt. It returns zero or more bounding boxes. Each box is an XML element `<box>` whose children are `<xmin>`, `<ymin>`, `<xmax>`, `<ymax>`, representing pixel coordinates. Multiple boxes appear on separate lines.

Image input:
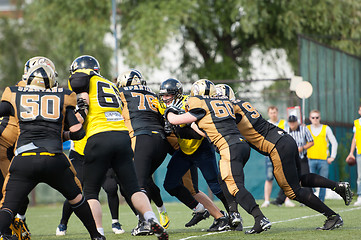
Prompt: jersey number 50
<box><xmin>20</xmin><ymin>94</ymin><xmax>60</xmax><ymax>121</ymax></box>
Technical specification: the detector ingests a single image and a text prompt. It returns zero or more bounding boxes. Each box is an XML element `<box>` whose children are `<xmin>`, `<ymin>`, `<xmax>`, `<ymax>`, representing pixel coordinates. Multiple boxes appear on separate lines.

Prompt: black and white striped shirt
<box><xmin>286</xmin><ymin>125</ymin><xmax>313</xmax><ymax>158</ymax></box>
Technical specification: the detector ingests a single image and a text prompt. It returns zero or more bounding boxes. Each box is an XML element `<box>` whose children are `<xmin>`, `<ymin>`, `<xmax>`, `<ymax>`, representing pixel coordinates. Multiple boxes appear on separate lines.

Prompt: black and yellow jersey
<box><xmin>156</xmin><ymin>95</ymin><xmax>203</xmax><ymax>155</ymax></box>
<box><xmin>118</xmin><ymin>85</ymin><xmax>165</xmax><ymax>138</ymax></box>
<box><xmin>232</xmin><ymin>99</ymin><xmax>286</xmax><ymax>155</ymax></box>
<box><xmin>0</xmin><ymin>116</ymin><xmax>18</xmax><ymax>149</ymax></box>
<box><xmin>68</xmin><ymin>69</ymin><xmax>127</xmax><ymax>138</ymax></box>
<box><xmin>186</xmin><ymin>95</ymin><xmax>242</xmax><ymax>151</ymax></box>
<box><xmin>1</xmin><ymin>86</ymin><xmax>77</xmax><ymax>154</ymax></box>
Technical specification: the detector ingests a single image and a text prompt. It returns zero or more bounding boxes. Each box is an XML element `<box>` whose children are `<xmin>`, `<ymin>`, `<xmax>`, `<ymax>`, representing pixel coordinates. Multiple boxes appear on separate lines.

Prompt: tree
<box><xmin>0</xmin><ymin>0</ymin><xmax>114</xmax><ymax>87</ymax></box>
<box><xmin>119</xmin><ymin>0</ymin><xmax>361</xmax><ymax>81</ymax></box>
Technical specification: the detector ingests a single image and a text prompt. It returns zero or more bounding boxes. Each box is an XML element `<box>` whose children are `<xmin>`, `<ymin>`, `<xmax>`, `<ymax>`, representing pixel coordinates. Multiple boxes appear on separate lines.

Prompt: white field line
<box><xmin>179</xmin><ymin>206</ymin><xmax>361</xmax><ymax>240</ymax></box>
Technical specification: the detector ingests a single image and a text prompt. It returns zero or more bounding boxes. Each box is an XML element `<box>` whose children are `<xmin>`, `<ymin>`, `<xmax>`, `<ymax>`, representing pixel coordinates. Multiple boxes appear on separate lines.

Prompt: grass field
<box><xmin>24</xmin><ymin>199</ymin><xmax>361</xmax><ymax>240</ymax></box>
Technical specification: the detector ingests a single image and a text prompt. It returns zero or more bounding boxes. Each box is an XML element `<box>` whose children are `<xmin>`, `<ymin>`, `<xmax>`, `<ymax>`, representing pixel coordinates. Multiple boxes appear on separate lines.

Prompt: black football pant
<box><xmin>0</xmin><ymin>152</ymin><xmax>88</xmax><ymax>233</ymax></box>
<box><xmin>270</xmin><ymin>135</ymin><xmax>337</xmax><ymax>217</ymax></box>
<box><xmin>132</xmin><ymin>133</ymin><xmax>170</xmax><ymax>207</ymax></box>
<box><xmin>83</xmin><ymin>131</ymin><xmax>140</xmax><ymax>200</ymax></box>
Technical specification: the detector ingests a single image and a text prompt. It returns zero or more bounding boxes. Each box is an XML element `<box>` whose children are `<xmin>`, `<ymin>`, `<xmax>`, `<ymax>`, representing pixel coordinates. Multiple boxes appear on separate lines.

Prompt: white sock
<box><xmin>358</xmin><ymin>195</ymin><xmax>361</xmax><ymax>201</ymax></box>
<box><xmin>16</xmin><ymin>214</ymin><xmax>26</xmax><ymax>220</ymax></box>
<box><xmin>157</xmin><ymin>205</ymin><xmax>166</xmax><ymax>213</ymax></box>
<box><xmin>112</xmin><ymin>219</ymin><xmax>119</xmax><ymax>224</ymax></box>
<box><xmin>97</xmin><ymin>228</ymin><xmax>104</xmax><ymax>236</ymax></box>
<box><xmin>144</xmin><ymin>211</ymin><xmax>158</xmax><ymax>223</ymax></box>
<box><xmin>264</xmin><ymin>200</ymin><xmax>270</xmax><ymax>204</ymax></box>
<box><xmin>193</xmin><ymin>203</ymin><xmax>205</xmax><ymax>213</ymax></box>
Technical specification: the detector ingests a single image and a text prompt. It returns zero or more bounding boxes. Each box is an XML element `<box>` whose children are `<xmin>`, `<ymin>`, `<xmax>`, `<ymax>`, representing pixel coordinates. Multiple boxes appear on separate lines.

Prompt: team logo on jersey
<box><xmin>104</xmin><ymin>111</ymin><xmax>123</xmax><ymax>121</ymax></box>
<box><xmin>278</xmin><ymin>131</ymin><xmax>285</xmax><ymax>136</ymax></box>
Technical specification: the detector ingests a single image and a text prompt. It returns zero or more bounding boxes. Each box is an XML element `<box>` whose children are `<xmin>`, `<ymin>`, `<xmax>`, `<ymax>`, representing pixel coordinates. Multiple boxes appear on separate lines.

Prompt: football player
<box><xmin>0</xmin><ymin>64</ymin><xmax>104</xmax><ymax>240</ymax></box>
<box><xmin>164</xmin><ymin>79</ymin><xmax>271</xmax><ymax>234</ymax></box>
<box><xmin>0</xmin><ymin>56</ymin><xmax>59</xmax><ymax>240</ymax></box>
<box><xmin>56</xmin><ymin>138</ymin><xmax>127</xmax><ymax>236</ymax></box>
<box><xmin>217</xmin><ymin>83</ymin><xmax>352</xmax><ymax>231</ymax></box>
<box><xmin>68</xmin><ymin>55</ymin><xmax>168</xmax><ymax>240</ymax></box>
<box><xmin>116</xmin><ymin>69</ymin><xmax>172</xmax><ymax>232</ymax></box>
<box><xmin>158</xmin><ymin>78</ymin><xmax>242</xmax><ymax>232</ymax></box>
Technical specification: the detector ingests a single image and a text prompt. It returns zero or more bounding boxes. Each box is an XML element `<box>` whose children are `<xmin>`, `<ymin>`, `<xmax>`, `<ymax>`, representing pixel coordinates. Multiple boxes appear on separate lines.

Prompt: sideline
<box><xmin>179</xmin><ymin>206</ymin><xmax>361</xmax><ymax>240</ymax></box>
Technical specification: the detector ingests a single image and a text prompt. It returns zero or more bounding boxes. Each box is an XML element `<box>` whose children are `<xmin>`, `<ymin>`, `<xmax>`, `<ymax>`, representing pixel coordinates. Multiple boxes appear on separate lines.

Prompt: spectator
<box><xmin>346</xmin><ymin>105</ymin><xmax>361</xmax><ymax>206</ymax></box>
<box><xmin>261</xmin><ymin>106</ymin><xmax>288</xmax><ymax>208</ymax></box>
<box><xmin>271</xmin><ymin>115</ymin><xmax>314</xmax><ymax>206</ymax></box>
<box><xmin>307</xmin><ymin>110</ymin><xmax>338</xmax><ymax>202</ymax></box>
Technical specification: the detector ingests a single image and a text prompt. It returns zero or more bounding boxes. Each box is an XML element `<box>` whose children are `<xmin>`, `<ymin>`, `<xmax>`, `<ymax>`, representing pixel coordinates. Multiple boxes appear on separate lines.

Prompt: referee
<box><xmin>272</xmin><ymin>115</ymin><xmax>314</xmax><ymax>205</ymax></box>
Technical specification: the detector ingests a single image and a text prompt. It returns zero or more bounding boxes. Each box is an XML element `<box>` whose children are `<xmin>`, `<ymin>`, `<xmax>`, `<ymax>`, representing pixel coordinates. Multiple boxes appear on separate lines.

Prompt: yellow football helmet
<box><xmin>23</xmin><ymin>56</ymin><xmax>58</xmax><ymax>81</ymax></box>
<box><xmin>25</xmin><ymin>65</ymin><xmax>56</xmax><ymax>89</ymax></box>
<box><xmin>190</xmin><ymin>79</ymin><xmax>217</xmax><ymax>97</ymax></box>
<box><xmin>116</xmin><ymin>69</ymin><xmax>144</xmax><ymax>88</ymax></box>
<box><xmin>215</xmin><ymin>84</ymin><xmax>236</xmax><ymax>100</ymax></box>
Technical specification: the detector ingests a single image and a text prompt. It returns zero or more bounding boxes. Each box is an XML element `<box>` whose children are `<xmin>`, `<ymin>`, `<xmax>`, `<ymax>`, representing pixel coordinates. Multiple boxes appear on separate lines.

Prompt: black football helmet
<box><xmin>158</xmin><ymin>78</ymin><xmax>183</xmax><ymax>108</ymax></box>
<box><xmin>70</xmin><ymin>55</ymin><xmax>100</xmax><ymax>74</ymax></box>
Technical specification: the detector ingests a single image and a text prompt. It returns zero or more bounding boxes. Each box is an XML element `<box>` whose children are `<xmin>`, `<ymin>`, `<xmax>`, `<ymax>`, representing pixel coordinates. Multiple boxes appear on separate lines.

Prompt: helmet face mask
<box><xmin>215</xmin><ymin>84</ymin><xmax>236</xmax><ymax>100</ymax></box>
<box><xmin>190</xmin><ymin>79</ymin><xmax>216</xmax><ymax>97</ymax></box>
<box><xmin>116</xmin><ymin>69</ymin><xmax>144</xmax><ymax>88</ymax></box>
<box><xmin>158</xmin><ymin>78</ymin><xmax>183</xmax><ymax>108</ymax></box>
<box><xmin>25</xmin><ymin>65</ymin><xmax>56</xmax><ymax>89</ymax></box>
<box><xmin>23</xmin><ymin>56</ymin><xmax>58</xmax><ymax>81</ymax></box>
<box><xmin>70</xmin><ymin>55</ymin><xmax>100</xmax><ymax>74</ymax></box>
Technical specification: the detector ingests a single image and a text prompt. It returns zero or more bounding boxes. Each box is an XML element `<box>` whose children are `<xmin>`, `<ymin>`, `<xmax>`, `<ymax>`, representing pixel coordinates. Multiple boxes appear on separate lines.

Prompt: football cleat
<box><xmin>55</xmin><ymin>223</ymin><xmax>67</xmax><ymax>236</ymax></box>
<box><xmin>91</xmin><ymin>235</ymin><xmax>106</xmax><ymax>240</ymax></box>
<box><xmin>111</xmin><ymin>222</ymin><xmax>125</xmax><ymax>234</ymax></box>
<box><xmin>335</xmin><ymin>182</ymin><xmax>353</xmax><ymax>206</ymax></box>
<box><xmin>316</xmin><ymin>214</ymin><xmax>343</xmax><ymax>230</ymax></box>
<box><xmin>0</xmin><ymin>234</ymin><xmax>17</xmax><ymax>240</ymax></box>
<box><xmin>185</xmin><ymin>209</ymin><xmax>210</xmax><ymax>227</ymax></box>
<box><xmin>229</xmin><ymin>212</ymin><xmax>243</xmax><ymax>231</ymax></box>
<box><xmin>245</xmin><ymin>216</ymin><xmax>272</xmax><ymax>234</ymax></box>
<box><xmin>10</xmin><ymin>217</ymin><xmax>31</xmax><ymax>240</ymax></box>
<box><xmin>148</xmin><ymin>218</ymin><xmax>169</xmax><ymax>240</ymax></box>
<box><xmin>131</xmin><ymin>220</ymin><xmax>152</xmax><ymax>236</ymax></box>
<box><xmin>207</xmin><ymin>216</ymin><xmax>230</xmax><ymax>232</ymax></box>
<box><xmin>159</xmin><ymin>211</ymin><xmax>170</xmax><ymax>229</ymax></box>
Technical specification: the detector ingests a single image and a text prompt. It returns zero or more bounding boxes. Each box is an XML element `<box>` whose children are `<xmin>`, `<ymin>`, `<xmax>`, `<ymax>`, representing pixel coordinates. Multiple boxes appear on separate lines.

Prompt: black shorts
<box><xmin>83</xmin><ymin>131</ymin><xmax>139</xmax><ymax>200</ymax></box>
<box><xmin>0</xmin><ymin>152</ymin><xmax>82</xmax><ymax>212</ymax></box>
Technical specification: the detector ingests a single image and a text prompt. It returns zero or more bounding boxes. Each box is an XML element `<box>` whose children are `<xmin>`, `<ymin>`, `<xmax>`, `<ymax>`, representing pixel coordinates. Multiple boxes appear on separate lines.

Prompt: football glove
<box><xmin>164</xmin><ymin>105</ymin><xmax>181</xmax><ymax>121</ymax></box>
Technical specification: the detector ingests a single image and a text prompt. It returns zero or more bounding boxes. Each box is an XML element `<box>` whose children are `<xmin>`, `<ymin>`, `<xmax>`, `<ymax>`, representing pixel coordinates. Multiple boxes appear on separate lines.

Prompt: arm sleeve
<box><xmin>65</xmin><ymin>107</ymin><xmax>80</xmax><ymax>127</ymax></box>
<box><xmin>0</xmin><ymin>101</ymin><xmax>14</xmax><ymax>117</ymax></box>
<box><xmin>326</xmin><ymin>126</ymin><xmax>338</xmax><ymax>158</ymax></box>
<box><xmin>188</xmin><ymin>108</ymin><xmax>206</xmax><ymax>120</ymax></box>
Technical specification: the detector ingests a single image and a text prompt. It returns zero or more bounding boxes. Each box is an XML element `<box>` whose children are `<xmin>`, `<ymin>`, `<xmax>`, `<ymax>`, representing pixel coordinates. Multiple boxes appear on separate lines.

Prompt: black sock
<box><xmin>146</xmin><ymin>180</ymin><xmax>164</xmax><ymax>207</ymax></box>
<box><xmin>295</xmin><ymin>188</ymin><xmax>336</xmax><ymax>217</ymax></box>
<box><xmin>71</xmin><ymin>197</ymin><xmax>101</xmax><ymax>238</ymax></box>
<box><xmin>17</xmin><ymin>197</ymin><xmax>29</xmax><ymax>216</ymax></box>
<box><xmin>235</xmin><ymin>187</ymin><xmax>259</xmax><ymax>215</ymax></box>
<box><xmin>106</xmin><ymin>191</ymin><xmax>119</xmax><ymax>220</ymax></box>
<box><xmin>0</xmin><ymin>209</ymin><xmax>13</xmax><ymax>235</ymax></box>
<box><xmin>166</xmin><ymin>185</ymin><xmax>198</xmax><ymax>209</ymax></box>
<box><xmin>60</xmin><ymin>200</ymin><xmax>73</xmax><ymax>225</ymax></box>
<box><xmin>215</xmin><ymin>192</ymin><xmax>230</xmax><ymax>213</ymax></box>
<box><xmin>300</xmin><ymin>173</ymin><xmax>337</xmax><ymax>189</ymax></box>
